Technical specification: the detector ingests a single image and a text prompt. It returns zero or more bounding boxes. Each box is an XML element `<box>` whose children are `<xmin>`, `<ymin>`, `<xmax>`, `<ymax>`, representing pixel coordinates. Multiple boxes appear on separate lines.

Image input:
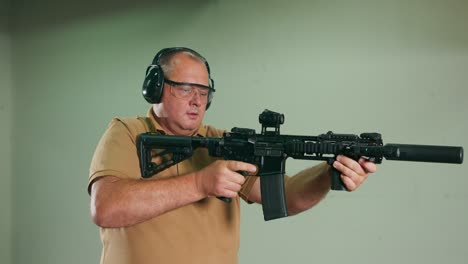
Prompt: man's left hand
<box><xmin>332</xmin><ymin>155</ymin><xmax>377</xmax><ymax>191</ymax></box>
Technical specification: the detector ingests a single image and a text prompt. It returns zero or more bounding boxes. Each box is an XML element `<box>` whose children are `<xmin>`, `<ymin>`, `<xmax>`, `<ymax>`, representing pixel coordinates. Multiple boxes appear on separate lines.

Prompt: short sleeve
<box><xmin>88</xmin><ymin>118</ymin><xmax>145</xmax><ymax>194</ymax></box>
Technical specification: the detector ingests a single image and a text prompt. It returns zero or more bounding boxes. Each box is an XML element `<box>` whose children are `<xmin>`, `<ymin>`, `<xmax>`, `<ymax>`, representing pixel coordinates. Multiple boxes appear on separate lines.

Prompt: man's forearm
<box><xmin>90</xmin><ymin>173</ymin><xmax>205</xmax><ymax>228</ymax></box>
<box><xmin>285</xmin><ymin>162</ymin><xmax>331</xmax><ymax>216</ymax></box>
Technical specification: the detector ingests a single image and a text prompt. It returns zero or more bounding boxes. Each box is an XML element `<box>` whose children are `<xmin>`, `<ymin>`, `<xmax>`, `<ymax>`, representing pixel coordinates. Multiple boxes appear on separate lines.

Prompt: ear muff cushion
<box><xmin>142</xmin><ymin>65</ymin><xmax>164</xmax><ymax>104</ymax></box>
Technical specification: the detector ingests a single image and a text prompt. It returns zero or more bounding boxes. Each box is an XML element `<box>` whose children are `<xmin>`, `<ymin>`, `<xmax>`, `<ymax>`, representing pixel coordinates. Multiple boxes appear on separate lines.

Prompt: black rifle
<box><xmin>136</xmin><ymin>110</ymin><xmax>463</xmax><ymax>221</ymax></box>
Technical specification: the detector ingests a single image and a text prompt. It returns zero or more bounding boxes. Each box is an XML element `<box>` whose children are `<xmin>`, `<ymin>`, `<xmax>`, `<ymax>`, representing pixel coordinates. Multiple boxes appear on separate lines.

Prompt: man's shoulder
<box><xmin>106</xmin><ymin>115</ymin><xmax>150</xmax><ymax>138</ymax></box>
<box><xmin>203</xmin><ymin>124</ymin><xmax>226</xmax><ymax>138</ymax></box>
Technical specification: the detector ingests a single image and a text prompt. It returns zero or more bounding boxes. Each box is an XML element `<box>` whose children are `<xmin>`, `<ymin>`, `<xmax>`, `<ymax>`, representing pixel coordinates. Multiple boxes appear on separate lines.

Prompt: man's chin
<box><xmin>181</xmin><ymin>123</ymin><xmax>201</xmax><ymax>134</ymax></box>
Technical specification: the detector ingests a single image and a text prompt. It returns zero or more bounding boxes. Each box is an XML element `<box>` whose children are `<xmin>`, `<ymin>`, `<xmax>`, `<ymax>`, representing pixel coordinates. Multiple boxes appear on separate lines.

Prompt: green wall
<box><xmin>7</xmin><ymin>0</ymin><xmax>468</xmax><ymax>263</ymax></box>
<box><xmin>0</xmin><ymin>0</ymin><xmax>12</xmax><ymax>262</ymax></box>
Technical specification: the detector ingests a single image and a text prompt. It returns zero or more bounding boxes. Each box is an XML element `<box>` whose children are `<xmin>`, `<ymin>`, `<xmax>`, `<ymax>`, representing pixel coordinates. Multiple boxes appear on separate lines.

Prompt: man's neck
<box><xmin>151</xmin><ymin>110</ymin><xmax>199</xmax><ymax>136</ymax></box>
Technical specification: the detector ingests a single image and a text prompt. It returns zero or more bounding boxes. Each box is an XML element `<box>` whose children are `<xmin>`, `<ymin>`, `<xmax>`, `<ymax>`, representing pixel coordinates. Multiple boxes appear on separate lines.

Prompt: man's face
<box><xmin>153</xmin><ymin>53</ymin><xmax>210</xmax><ymax>136</ymax></box>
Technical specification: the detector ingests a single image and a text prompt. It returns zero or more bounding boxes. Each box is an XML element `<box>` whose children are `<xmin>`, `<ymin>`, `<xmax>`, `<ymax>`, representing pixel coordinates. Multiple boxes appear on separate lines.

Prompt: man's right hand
<box><xmin>194</xmin><ymin>160</ymin><xmax>257</xmax><ymax>199</ymax></box>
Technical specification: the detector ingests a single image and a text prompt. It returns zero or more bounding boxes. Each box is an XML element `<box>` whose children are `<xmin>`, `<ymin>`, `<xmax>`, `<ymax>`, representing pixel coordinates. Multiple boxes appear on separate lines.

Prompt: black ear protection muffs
<box><xmin>142</xmin><ymin>47</ymin><xmax>215</xmax><ymax>109</ymax></box>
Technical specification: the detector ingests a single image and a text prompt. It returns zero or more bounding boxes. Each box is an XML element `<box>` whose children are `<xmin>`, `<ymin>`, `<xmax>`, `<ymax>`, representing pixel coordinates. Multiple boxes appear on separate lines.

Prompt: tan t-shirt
<box><xmin>88</xmin><ymin>108</ymin><xmax>258</xmax><ymax>264</ymax></box>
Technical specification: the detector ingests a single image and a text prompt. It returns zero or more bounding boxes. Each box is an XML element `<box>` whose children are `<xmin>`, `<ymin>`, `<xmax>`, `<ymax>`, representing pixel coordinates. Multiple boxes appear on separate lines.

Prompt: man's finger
<box><xmin>227</xmin><ymin>160</ymin><xmax>257</xmax><ymax>174</ymax></box>
<box><xmin>336</xmin><ymin>155</ymin><xmax>366</xmax><ymax>176</ymax></box>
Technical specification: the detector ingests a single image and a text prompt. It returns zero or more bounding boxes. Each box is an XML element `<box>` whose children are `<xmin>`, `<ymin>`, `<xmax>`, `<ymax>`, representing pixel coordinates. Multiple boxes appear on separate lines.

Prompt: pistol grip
<box><xmin>217</xmin><ymin>196</ymin><xmax>232</xmax><ymax>203</ymax></box>
<box><xmin>217</xmin><ymin>170</ymin><xmax>248</xmax><ymax>203</ymax></box>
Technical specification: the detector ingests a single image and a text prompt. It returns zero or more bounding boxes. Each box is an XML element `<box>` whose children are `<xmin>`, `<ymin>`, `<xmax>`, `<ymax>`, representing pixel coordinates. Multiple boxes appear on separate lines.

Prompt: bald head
<box><xmin>159</xmin><ymin>50</ymin><xmax>209</xmax><ymax>79</ymax></box>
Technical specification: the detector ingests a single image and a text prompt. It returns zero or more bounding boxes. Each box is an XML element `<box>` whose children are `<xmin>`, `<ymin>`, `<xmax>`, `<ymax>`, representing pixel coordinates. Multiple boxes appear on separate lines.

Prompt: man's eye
<box><xmin>199</xmin><ymin>91</ymin><xmax>208</xmax><ymax>97</ymax></box>
<box><xmin>181</xmin><ymin>86</ymin><xmax>192</xmax><ymax>94</ymax></box>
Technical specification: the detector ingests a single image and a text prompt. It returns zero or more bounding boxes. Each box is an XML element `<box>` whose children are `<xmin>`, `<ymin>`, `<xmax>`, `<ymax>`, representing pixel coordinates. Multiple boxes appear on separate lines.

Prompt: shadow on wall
<box><xmin>10</xmin><ymin>0</ymin><xmax>217</xmax><ymax>33</ymax></box>
<box><xmin>0</xmin><ymin>0</ymin><xmax>11</xmax><ymax>33</ymax></box>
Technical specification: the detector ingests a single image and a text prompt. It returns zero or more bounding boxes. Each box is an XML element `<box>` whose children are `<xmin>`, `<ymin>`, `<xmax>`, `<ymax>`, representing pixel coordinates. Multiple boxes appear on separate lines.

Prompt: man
<box><xmin>88</xmin><ymin>47</ymin><xmax>377</xmax><ymax>264</ymax></box>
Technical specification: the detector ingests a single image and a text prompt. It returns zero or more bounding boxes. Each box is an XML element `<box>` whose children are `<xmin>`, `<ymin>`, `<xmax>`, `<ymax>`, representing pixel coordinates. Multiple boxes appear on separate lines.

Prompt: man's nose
<box><xmin>189</xmin><ymin>89</ymin><xmax>203</xmax><ymax>105</ymax></box>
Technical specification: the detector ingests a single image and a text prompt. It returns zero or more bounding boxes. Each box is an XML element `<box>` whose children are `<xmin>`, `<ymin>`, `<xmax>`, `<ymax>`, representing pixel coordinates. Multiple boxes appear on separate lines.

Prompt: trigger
<box><xmin>237</xmin><ymin>171</ymin><xmax>248</xmax><ymax>176</ymax></box>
